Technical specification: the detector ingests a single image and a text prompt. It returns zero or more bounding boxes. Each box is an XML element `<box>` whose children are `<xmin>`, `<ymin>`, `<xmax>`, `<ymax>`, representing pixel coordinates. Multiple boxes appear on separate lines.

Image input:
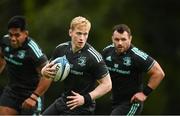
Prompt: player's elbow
<box><xmin>105</xmin><ymin>76</ymin><xmax>112</xmax><ymax>93</ymax></box>
<box><xmin>157</xmin><ymin>68</ymin><xmax>165</xmax><ymax>81</ymax></box>
<box><xmin>106</xmin><ymin>81</ymin><xmax>112</xmax><ymax>93</ymax></box>
<box><xmin>160</xmin><ymin>70</ymin><xmax>165</xmax><ymax>79</ymax></box>
<box><xmin>99</xmin><ymin>73</ymin><xmax>112</xmax><ymax>93</ymax></box>
<box><xmin>152</xmin><ymin>61</ymin><xmax>165</xmax><ymax>80</ymax></box>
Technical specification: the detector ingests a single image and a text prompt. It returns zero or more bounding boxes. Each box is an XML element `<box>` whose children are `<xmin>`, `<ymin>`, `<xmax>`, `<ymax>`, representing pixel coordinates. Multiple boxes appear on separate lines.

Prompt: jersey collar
<box><xmin>69</xmin><ymin>42</ymin><xmax>88</xmax><ymax>54</ymax></box>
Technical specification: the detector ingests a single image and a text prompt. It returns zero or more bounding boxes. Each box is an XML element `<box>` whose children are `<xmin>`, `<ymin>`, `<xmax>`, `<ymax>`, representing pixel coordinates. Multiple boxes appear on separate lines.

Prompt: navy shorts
<box><xmin>43</xmin><ymin>96</ymin><xmax>96</xmax><ymax>115</ymax></box>
<box><xmin>0</xmin><ymin>86</ymin><xmax>43</xmax><ymax>115</ymax></box>
<box><xmin>111</xmin><ymin>101</ymin><xmax>143</xmax><ymax>115</ymax></box>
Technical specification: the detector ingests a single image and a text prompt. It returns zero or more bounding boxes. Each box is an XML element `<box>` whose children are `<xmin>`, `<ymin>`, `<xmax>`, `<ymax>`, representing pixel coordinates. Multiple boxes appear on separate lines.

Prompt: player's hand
<box><xmin>131</xmin><ymin>92</ymin><xmax>147</xmax><ymax>103</ymax></box>
<box><xmin>41</xmin><ymin>62</ymin><xmax>56</xmax><ymax>79</ymax></box>
<box><xmin>66</xmin><ymin>91</ymin><xmax>85</xmax><ymax>110</ymax></box>
<box><xmin>22</xmin><ymin>97</ymin><xmax>37</xmax><ymax>109</ymax></box>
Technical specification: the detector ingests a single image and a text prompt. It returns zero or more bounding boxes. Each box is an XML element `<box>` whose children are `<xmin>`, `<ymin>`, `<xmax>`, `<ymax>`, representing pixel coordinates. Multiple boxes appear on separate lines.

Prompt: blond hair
<box><xmin>70</xmin><ymin>16</ymin><xmax>91</xmax><ymax>30</ymax></box>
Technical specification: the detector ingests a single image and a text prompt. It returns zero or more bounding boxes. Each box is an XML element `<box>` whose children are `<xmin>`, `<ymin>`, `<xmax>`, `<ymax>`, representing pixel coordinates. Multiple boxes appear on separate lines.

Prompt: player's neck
<box><xmin>72</xmin><ymin>46</ymin><xmax>81</xmax><ymax>53</ymax></box>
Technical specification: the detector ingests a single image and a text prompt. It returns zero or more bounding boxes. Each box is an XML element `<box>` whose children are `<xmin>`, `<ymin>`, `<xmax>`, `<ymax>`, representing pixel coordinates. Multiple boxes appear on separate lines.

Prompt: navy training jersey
<box><xmin>51</xmin><ymin>41</ymin><xmax>109</xmax><ymax>96</ymax></box>
<box><xmin>102</xmin><ymin>44</ymin><xmax>155</xmax><ymax>103</ymax></box>
<box><xmin>0</xmin><ymin>35</ymin><xmax>48</xmax><ymax>94</ymax></box>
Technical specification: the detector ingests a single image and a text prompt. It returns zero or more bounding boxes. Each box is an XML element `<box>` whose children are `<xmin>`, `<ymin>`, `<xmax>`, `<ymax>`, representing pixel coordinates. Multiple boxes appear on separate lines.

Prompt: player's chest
<box><xmin>105</xmin><ymin>54</ymin><xmax>134</xmax><ymax>75</ymax></box>
<box><xmin>66</xmin><ymin>52</ymin><xmax>90</xmax><ymax>76</ymax></box>
<box><xmin>3</xmin><ymin>46</ymin><xmax>27</xmax><ymax>65</ymax></box>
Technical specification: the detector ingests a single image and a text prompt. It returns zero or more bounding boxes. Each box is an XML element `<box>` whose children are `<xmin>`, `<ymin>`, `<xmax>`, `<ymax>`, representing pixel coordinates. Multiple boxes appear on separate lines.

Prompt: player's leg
<box><xmin>126</xmin><ymin>102</ymin><xmax>143</xmax><ymax>115</ymax></box>
<box><xmin>0</xmin><ymin>106</ymin><xmax>18</xmax><ymax>115</ymax></box>
<box><xmin>0</xmin><ymin>87</ymin><xmax>19</xmax><ymax>115</ymax></box>
<box><xmin>111</xmin><ymin>103</ymin><xmax>128</xmax><ymax>115</ymax></box>
<box><xmin>42</xmin><ymin>97</ymin><xmax>66</xmax><ymax>115</ymax></box>
<box><xmin>63</xmin><ymin>102</ymin><xmax>95</xmax><ymax>115</ymax></box>
<box><xmin>42</xmin><ymin>101</ymin><xmax>60</xmax><ymax>115</ymax></box>
<box><xmin>111</xmin><ymin>101</ymin><xmax>143</xmax><ymax>115</ymax></box>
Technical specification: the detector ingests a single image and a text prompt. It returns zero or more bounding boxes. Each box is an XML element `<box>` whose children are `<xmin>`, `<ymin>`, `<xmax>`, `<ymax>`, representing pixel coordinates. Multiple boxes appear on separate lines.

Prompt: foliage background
<box><xmin>0</xmin><ymin>0</ymin><xmax>180</xmax><ymax>114</ymax></box>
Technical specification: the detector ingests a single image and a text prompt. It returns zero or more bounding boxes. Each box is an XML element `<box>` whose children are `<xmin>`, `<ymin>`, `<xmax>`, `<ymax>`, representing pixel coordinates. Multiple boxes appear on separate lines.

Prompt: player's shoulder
<box><xmin>27</xmin><ymin>37</ymin><xmax>43</xmax><ymax>58</ymax></box>
<box><xmin>27</xmin><ymin>37</ymin><xmax>41</xmax><ymax>49</ymax></box>
<box><xmin>103</xmin><ymin>44</ymin><xmax>114</xmax><ymax>51</ymax></box>
<box><xmin>56</xmin><ymin>41</ymin><xmax>70</xmax><ymax>49</ymax></box>
<box><xmin>86</xmin><ymin>43</ymin><xmax>103</xmax><ymax>63</ymax></box>
<box><xmin>130</xmin><ymin>46</ymin><xmax>149</xmax><ymax>60</ymax></box>
<box><xmin>3</xmin><ymin>34</ymin><xmax>9</xmax><ymax>38</ymax></box>
<box><xmin>0</xmin><ymin>34</ymin><xmax>10</xmax><ymax>45</ymax></box>
<box><xmin>102</xmin><ymin>44</ymin><xmax>114</xmax><ymax>56</ymax></box>
<box><xmin>1</xmin><ymin>34</ymin><xmax>9</xmax><ymax>41</ymax></box>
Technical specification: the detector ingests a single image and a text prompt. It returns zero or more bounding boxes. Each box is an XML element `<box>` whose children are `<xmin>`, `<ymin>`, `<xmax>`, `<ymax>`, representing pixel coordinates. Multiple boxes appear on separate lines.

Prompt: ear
<box><xmin>129</xmin><ymin>35</ymin><xmax>132</xmax><ymax>41</ymax></box>
<box><xmin>111</xmin><ymin>35</ymin><xmax>114</xmax><ymax>42</ymax></box>
<box><xmin>69</xmin><ymin>29</ymin><xmax>72</xmax><ymax>36</ymax></box>
<box><xmin>25</xmin><ymin>30</ymin><xmax>29</xmax><ymax>35</ymax></box>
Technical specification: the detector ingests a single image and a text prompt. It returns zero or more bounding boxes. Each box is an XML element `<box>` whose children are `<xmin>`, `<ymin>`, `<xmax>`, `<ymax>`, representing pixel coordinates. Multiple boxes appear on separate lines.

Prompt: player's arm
<box><xmin>131</xmin><ymin>61</ymin><xmax>165</xmax><ymax>102</ymax></box>
<box><xmin>32</xmin><ymin>49</ymin><xmax>61</xmax><ymax>97</ymax></box>
<box><xmin>0</xmin><ymin>48</ymin><xmax>6</xmax><ymax>74</ymax></box>
<box><xmin>22</xmin><ymin>62</ymin><xmax>55</xmax><ymax>109</ymax></box>
<box><xmin>66</xmin><ymin>73</ymin><xmax>112</xmax><ymax>110</ymax></box>
<box><xmin>146</xmin><ymin>61</ymin><xmax>165</xmax><ymax>90</ymax></box>
<box><xmin>89</xmin><ymin>73</ymin><xmax>112</xmax><ymax>100</ymax></box>
<box><xmin>33</xmin><ymin>62</ymin><xmax>55</xmax><ymax>95</ymax></box>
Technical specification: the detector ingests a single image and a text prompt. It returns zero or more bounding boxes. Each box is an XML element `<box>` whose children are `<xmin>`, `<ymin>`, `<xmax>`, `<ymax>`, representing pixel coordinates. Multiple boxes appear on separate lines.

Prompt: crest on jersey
<box><xmin>123</xmin><ymin>57</ymin><xmax>131</xmax><ymax>66</ymax></box>
<box><xmin>77</xmin><ymin>56</ymin><xmax>86</xmax><ymax>67</ymax></box>
<box><xmin>106</xmin><ymin>56</ymin><xmax>112</xmax><ymax>61</ymax></box>
<box><xmin>114</xmin><ymin>63</ymin><xmax>119</xmax><ymax>68</ymax></box>
<box><xmin>17</xmin><ymin>50</ymin><xmax>26</xmax><ymax>59</ymax></box>
<box><xmin>5</xmin><ymin>47</ymin><xmax>10</xmax><ymax>52</ymax></box>
<box><xmin>10</xmin><ymin>54</ymin><xmax>13</xmax><ymax>58</ymax></box>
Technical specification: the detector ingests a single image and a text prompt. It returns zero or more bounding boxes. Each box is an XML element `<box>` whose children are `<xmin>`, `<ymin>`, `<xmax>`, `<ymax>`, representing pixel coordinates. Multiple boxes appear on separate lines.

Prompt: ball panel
<box><xmin>60</xmin><ymin>63</ymin><xmax>70</xmax><ymax>81</ymax></box>
<box><xmin>52</xmin><ymin>56</ymin><xmax>70</xmax><ymax>82</ymax></box>
<box><xmin>53</xmin><ymin>63</ymin><xmax>63</xmax><ymax>82</ymax></box>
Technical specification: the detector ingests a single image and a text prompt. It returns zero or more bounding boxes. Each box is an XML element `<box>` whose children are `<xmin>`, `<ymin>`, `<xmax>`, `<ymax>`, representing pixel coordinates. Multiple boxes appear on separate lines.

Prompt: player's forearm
<box><xmin>33</xmin><ymin>77</ymin><xmax>53</xmax><ymax>96</ymax></box>
<box><xmin>89</xmin><ymin>74</ymin><xmax>112</xmax><ymax>100</ymax></box>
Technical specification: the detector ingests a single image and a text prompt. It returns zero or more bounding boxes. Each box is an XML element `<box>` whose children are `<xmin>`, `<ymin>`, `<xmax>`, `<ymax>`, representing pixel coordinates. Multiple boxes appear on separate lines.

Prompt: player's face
<box><xmin>8</xmin><ymin>28</ymin><xmax>28</xmax><ymax>48</ymax></box>
<box><xmin>69</xmin><ymin>25</ymin><xmax>90</xmax><ymax>52</ymax></box>
<box><xmin>112</xmin><ymin>30</ymin><xmax>132</xmax><ymax>54</ymax></box>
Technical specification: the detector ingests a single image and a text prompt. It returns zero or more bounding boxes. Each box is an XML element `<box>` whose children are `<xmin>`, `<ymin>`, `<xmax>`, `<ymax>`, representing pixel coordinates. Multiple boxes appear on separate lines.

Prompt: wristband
<box><xmin>143</xmin><ymin>85</ymin><xmax>153</xmax><ymax>96</ymax></box>
<box><xmin>33</xmin><ymin>92</ymin><xmax>40</xmax><ymax>97</ymax></box>
<box><xmin>83</xmin><ymin>93</ymin><xmax>92</xmax><ymax>105</ymax></box>
<box><xmin>30</xmin><ymin>96</ymin><xmax>37</xmax><ymax>102</ymax></box>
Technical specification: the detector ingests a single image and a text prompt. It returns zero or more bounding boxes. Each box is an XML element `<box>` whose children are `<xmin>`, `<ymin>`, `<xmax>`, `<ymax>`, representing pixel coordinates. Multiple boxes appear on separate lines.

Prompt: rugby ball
<box><xmin>52</xmin><ymin>56</ymin><xmax>70</xmax><ymax>82</ymax></box>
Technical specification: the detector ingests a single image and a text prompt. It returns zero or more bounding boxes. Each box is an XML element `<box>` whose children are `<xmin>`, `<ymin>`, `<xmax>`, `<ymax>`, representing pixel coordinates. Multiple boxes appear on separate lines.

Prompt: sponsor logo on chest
<box><xmin>4</xmin><ymin>47</ymin><xmax>26</xmax><ymax>65</ymax></box>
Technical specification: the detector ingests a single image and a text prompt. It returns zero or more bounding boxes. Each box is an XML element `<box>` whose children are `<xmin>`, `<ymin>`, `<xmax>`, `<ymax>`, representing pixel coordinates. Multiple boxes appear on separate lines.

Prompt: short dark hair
<box><xmin>113</xmin><ymin>24</ymin><xmax>131</xmax><ymax>36</ymax></box>
<box><xmin>7</xmin><ymin>16</ymin><xmax>26</xmax><ymax>31</ymax></box>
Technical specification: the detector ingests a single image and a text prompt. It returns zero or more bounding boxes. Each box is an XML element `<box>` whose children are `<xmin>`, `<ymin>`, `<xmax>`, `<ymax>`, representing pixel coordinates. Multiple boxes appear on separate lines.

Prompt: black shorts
<box><xmin>43</xmin><ymin>96</ymin><xmax>96</xmax><ymax>115</ymax></box>
<box><xmin>0</xmin><ymin>86</ymin><xmax>43</xmax><ymax>115</ymax></box>
<box><xmin>111</xmin><ymin>101</ymin><xmax>143</xmax><ymax>115</ymax></box>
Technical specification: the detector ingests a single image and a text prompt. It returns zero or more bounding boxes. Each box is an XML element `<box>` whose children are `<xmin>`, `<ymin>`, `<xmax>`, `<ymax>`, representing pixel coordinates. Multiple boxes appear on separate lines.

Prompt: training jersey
<box><xmin>0</xmin><ymin>35</ymin><xmax>48</xmax><ymax>95</ymax></box>
<box><xmin>102</xmin><ymin>44</ymin><xmax>155</xmax><ymax>103</ymax></box>
<box><xmin>51</xmin><ymin>41</ymin><xmax>109</xmax><ymax>97</ymax></box>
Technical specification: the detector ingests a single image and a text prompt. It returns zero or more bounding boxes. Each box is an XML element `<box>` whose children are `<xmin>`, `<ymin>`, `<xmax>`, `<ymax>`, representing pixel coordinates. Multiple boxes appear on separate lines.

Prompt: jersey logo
<box><xmin>10</xmin><ymin>54</ymin><xmax>13</xmax><ymax>58</ymax></box>
<box><xmin>77</xmin><ymin>56</ymin><xmax>86</xmax><ymax>67</ymax></box>
<box><xmin>106</xmin><ymin>56</ymin><xmax>112</xmax><ymax>61</ymax></box>
<box><xmin>123</xmin><ymin>57</ymin><xmax>131</xmax><ymax>66</ymax></box>
<box><xmin>4</xmin><ymin>47</ymin><xmax>10</xmax><ymax>52</ymax></box>
<box><xmin>114</xmin><ymin>63</ymin><xmax>119</xmax><ymax>68</ymax></box>
<box><xmin>17</xmin><ymin>50</ymin><xmax>26</xmax><ymax>59</ymax></box>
